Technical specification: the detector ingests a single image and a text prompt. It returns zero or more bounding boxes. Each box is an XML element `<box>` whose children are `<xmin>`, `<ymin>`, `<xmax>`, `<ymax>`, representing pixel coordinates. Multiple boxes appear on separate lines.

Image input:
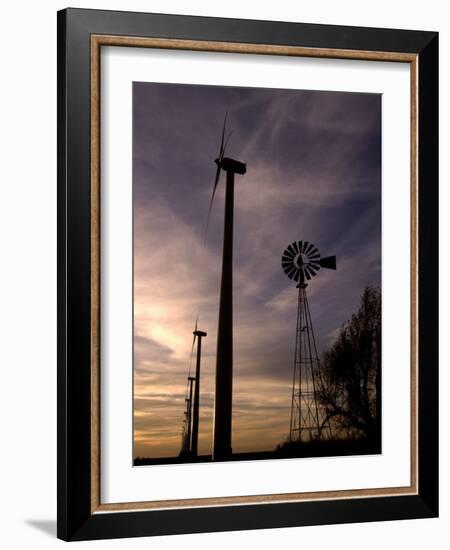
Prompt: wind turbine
<box><xmin>191</xmin><ymin>320</ymin><xmax>207</xmax><ymax>457</ymax></box>
<box><xmin>207</xmin><ymin>113</ymin><xmax>246</xmax><ymax>461</ymax></box>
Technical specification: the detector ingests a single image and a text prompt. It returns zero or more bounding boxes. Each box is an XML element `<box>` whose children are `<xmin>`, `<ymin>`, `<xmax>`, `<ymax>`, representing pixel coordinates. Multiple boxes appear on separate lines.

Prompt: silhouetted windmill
<box><xmin>281</xmin><ymin>240</ymin><xmax>336</xmax><ymax>442</ymax></box>
<box><xmin>179</xmin><ymin>320</ymin><xmax>207</xmax><ymax>458</ymax></box>
<box><xmin>207</xmin><ymin>113</ymin><xmax>246</xmax><ymax>461</ymax></box>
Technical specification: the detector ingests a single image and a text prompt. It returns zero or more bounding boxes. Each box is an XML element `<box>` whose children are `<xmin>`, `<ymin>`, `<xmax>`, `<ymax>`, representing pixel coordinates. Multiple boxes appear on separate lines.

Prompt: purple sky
<box><xmin>132</xmin><ymin>82</ymin><xmax>381</xmax><ymax>459</ymax></box>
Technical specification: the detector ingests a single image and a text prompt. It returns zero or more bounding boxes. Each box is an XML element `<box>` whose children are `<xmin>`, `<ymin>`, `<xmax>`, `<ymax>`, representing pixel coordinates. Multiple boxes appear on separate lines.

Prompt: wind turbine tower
<box><xmin>191</xmin><ymin>327</ymin><xmax>207</xmax><ymax>457</ymax></box>
<box><xmin>181</xmin><ymin>376</ymin><xmax>195</xmax><ymax>455</ymax></box>
<box><xmin>206</xmin><ymin>114</ymin><xmax>246</xmax><ymax>461</ymax></box>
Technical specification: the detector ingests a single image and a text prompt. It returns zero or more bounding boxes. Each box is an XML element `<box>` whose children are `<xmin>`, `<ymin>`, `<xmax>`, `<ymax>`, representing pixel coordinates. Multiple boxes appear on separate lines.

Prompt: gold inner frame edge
<box><xmin>90</xmin><ymin>34</ymin><xmax>419</xmax><ymax>514</ymax></box>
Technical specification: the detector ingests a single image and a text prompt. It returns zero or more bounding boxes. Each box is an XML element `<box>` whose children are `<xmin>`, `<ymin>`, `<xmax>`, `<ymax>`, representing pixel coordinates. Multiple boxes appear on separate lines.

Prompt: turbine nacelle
<box><xmin>215</xmin><ymin>156</ymin><xmax>247</xmax><ymax>175</ymax></box>
<box><xmin>190</xmin><ymin>318</ymin><xmax>206</xmax><ymax>350</ymax></box>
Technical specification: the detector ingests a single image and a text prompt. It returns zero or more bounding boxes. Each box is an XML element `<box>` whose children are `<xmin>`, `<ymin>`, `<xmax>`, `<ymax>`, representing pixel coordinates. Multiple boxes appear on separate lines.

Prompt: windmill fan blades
<box><xmin>282</xmin><ymin>255</ymin><xmax>296</xmax><ymax>276</ymax></box>
<box><xmin>282</xmin><ymin>240</ymin><xmax>339</xmax><ymax>287</ymax></box>
<box><xmin>319</xmin><ymin>255</ymin><xmax>337</xmax><ymax>270</ymax></box>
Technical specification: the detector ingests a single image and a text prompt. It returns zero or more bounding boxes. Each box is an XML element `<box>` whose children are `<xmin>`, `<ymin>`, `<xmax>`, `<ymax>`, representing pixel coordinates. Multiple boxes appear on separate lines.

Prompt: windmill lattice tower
<box><xmin>281</xmin><ymin>240</ymin><xmax>337</xmax><ymax>443</ymax></box>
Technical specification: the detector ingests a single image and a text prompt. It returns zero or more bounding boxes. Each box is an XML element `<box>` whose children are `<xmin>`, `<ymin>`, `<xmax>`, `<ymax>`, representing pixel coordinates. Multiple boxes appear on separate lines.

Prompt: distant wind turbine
<box><xmin>179</xmin><ymin>318</ymin><xmax>207</xmax><ymax>458</ymax></box>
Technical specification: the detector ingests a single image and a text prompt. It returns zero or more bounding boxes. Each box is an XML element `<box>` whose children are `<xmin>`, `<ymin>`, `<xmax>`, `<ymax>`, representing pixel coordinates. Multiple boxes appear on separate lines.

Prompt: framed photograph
<box><xmin>57</xmin><ymin>8</ymin><xmax>438</xmax><ymax>541</ymax></box>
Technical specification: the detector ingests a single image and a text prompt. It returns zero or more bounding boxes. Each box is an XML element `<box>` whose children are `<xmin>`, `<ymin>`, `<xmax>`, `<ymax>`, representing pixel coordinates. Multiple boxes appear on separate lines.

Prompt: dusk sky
<box><xmin>132</xmin><ymin>82</ymin><xmax>381</xmax><ymax>459</ymax></box>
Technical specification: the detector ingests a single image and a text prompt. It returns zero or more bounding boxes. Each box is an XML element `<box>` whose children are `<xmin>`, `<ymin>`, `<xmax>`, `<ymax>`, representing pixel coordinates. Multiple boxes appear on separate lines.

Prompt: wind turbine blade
<box><xmin>204</xmin><ymin>165</ymin><xmax>222</xmax><ymax>238</ymax></box>
<box><xmin>219</xmin><ymin>110</ymin><xmax>228</xmax><ymax>158</ymax></box>
<box><xmin>223</xmin><ymin>130</ymin><xmax>233</xmax><ymax>158</ymax></box>
<box><xmin>204</xmin><ymin>111</ymin><xmax>228</xmax><ymax>240</ymax></box>
<box><xmin>188</xmin><ymin>316</ymin><xmax>199</xmax><ymax>380</ymax></box>
<box><xmin>319</xmin><ymin>255</ymin><xmax>337</xmax><ymax>270</ymax></box>
<box><xmin>191</xmin><ymin>316</ymin><xmax>199</xmax><ymax>353</ymax></box>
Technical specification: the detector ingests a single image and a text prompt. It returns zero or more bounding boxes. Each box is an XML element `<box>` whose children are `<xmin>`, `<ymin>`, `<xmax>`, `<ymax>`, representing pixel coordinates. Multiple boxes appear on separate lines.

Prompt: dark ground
<box><xmin>134</xmin><ymin>438</ymin><xmax>381</xmax><ymax>466</ymax></box>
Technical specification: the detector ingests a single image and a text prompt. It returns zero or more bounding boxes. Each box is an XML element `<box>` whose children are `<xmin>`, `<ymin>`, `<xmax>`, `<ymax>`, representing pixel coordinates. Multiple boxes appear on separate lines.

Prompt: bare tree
<box><xmin>317</xmin><ymin>286</ymin><xmax>381</xmax><ymax>443</ymax></box>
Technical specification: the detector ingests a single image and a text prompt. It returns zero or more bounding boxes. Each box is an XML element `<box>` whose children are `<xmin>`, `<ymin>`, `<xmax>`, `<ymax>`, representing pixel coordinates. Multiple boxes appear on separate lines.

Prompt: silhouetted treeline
<box><xmin>317</xmin><ymin>285</ymin><xmax>381</xmax><ymax>446</ymax></box>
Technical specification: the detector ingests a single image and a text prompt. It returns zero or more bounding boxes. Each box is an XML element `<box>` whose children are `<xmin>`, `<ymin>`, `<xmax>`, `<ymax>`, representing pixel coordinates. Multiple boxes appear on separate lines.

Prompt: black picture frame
<box><xmin>57</xmin><ymin>7</ymin><xmax>438</xmax><ymax>541</ymax></box>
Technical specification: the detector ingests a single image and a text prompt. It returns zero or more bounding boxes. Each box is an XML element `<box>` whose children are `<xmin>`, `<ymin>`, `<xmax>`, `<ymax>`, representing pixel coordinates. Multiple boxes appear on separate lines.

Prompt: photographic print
<box><xmin>132</xmin><ymin>82</ymin><xmax>382</xmax><ymax>466</ymax></box>
<box><xmin>58</xmin><ymin>11</ymin><xmax>438</xmax><ymax>539</ymax></box>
